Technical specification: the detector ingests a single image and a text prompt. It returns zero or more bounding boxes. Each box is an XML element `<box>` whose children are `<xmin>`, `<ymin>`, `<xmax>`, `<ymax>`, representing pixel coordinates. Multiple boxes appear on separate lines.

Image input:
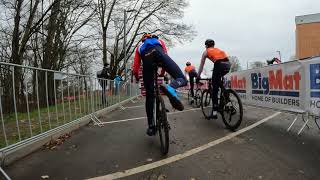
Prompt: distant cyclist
<box><xmin>132</xmin><ymin>33</ymin><xmax>187</xmax><ymax>136</ymax></box>
<box><xmin>184</xmin><ymin>61</ymin><xmax>198</xmax><ymax>103</ymax></box>
<box><xmin>197</xmin><ymin>39</ymin><xmax>230</xmax><ymax>119</ymax></box>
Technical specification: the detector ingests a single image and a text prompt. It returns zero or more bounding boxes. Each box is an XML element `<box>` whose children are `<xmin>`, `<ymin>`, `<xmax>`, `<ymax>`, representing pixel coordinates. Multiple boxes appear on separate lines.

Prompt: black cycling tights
<box><xmin>211</xmin><ymin>61</ymin><xmax>231</xmax><ymax>111</ymax></box>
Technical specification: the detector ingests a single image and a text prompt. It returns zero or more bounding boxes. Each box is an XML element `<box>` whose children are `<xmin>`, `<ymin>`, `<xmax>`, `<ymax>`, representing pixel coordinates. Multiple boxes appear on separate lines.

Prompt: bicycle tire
<box><xmin>187</xmin><ymin>89</ymin><xmax>192</xmax><ymax>104</ymax></box>
<box><xmin>220</xmin><ymin>89</ymin><xmax>243</xmax><ymax>131</ymax></box>
<box><xmin>200</xmin><ymin>89</ymin><xmax>213</xmax><ymax>119</ymax></box>
<box><xmin>194</xmin><ymin>89</ymin><xmax>202</xmax><ymax>108</ymax></box>
<box><xmin>157</xmin><ymin>95</ymin><xmax>169</xmax><ymax>155</ymax></box>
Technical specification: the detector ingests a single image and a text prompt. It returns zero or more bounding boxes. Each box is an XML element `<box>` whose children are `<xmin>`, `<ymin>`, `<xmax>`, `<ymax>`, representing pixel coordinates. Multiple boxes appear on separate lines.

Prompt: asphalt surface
<box><xmin>4</xmin><ymin>96</ymin><xmax>320</xmax><ymax>180</ymax></box>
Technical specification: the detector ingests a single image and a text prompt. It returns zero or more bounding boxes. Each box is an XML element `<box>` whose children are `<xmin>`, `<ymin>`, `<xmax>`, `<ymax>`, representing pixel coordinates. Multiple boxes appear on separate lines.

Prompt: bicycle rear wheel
<box><xmin>157</xmin><ymin>96</ymin><xmax>169</xmax><ymax>155</ymax></box>
<box><xmin>200</xmin><ymin>89</ymin><xmax>213</xmax><ymax>119</ymax></box>
<box><xmin>220</xmin><ymin>89</ymin><xmax>243</xmax><ymax>131</ymax></box>
<box><xmin>194</xmin><ymin>89</ymin><xmax>202</xmax><ymax>108</ymax></box>
<box><xmin>187</xmin><ymin>89</ymin><xmax>192</xmax><ymax>104</ymax></box>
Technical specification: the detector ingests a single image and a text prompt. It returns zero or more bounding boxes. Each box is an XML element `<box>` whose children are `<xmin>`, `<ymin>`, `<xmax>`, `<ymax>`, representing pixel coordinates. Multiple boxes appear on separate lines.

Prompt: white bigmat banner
<box><xmin>225</xmin><ymin>57</ymin><xmax>320</xmax><ymax>116</ymax></box>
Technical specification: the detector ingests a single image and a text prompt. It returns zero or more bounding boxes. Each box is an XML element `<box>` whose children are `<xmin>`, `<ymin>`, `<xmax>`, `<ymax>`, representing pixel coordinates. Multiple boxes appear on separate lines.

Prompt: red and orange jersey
<box><xmin>185</xmin><ymin>65</ymin><xmax>196</xmax><ymax>73</ymax></box>
<box><xmin>198</xmin><ymin>47</ymin><xmax>229</xmax><ymax>77</ymax></box>
<box><xmin>206</xmin><ymin>48</ymin><xmax>228</xmax><ymax>62</ymax></box>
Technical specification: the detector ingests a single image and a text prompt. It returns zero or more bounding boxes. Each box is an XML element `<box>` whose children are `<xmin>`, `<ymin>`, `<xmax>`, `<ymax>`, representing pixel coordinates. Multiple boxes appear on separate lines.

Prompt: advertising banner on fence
<box><xmin>302</xmin><ymin>57</ymin><xmax>320</xmax><ymax>116</ymax></box>
<box><xmin>225</xmin><ymin>59</ymin><xmax>312</xmax><ymax>114</ymax></box>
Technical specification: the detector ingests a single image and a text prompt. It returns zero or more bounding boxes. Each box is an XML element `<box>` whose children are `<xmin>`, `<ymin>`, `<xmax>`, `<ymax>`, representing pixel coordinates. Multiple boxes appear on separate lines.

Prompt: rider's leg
<box><xmin>142</xmin><ymin>55</ymin><xmax>156</xmax><ymax>136</ymax></box>
<box><xmin>153</xmin><ymin>46</ymin><xmax>186</xmax><ymax>111</ymax></box>
<box><xmin>190</xmin><ymin>75</ymin><xmax>195</xmax><ymax>97</ymax></box>
<box><xmin>154</xmin><ymin>46</ymin><xmax>187</xmax><ymax>88</ymax></box>
<box><xmin>211</xmin><ymin>61</ymin><xmax>231</xmax><ymax>117</ymax></box>
<box><xmin>211</xmin><ymin>68</ymin><xmax>221</xmax><ymax>115</ymax></box>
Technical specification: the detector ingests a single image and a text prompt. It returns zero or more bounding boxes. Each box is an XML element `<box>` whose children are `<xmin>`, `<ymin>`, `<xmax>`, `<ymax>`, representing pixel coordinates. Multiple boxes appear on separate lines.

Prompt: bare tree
<box><xmin>0</xmin><ymin>0</ymin><xmax>96</xmax><ymax>111</ymax></box>
<box><xmin>229</xmin><ymin>56</ymin><xmax>242</xmax><ymax>72</ymax></box>
<box><xmin>38</xmin><ymin>0</ymin><xmax>95</xmax><ymax>105</ymax></box>
<box><xmin>97</xmin><ymin>0</ymin><xmax>118</xmax><ymax>65</ymax></box>
<box><xmin>95</xmin><ymin>0</ymin><xmax>196</xmax><ymax>79</ymax></box>
<box><xmin>0</xmin><ymin>0</ymin><xmax>57</xmax><ymax>112</ymax></box>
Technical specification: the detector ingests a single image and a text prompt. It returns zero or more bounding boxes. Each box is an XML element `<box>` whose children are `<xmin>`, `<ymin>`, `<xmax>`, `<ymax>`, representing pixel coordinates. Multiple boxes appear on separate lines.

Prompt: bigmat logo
<box><xmin>251</xmin><ymin>69</ymin><xmax>301</xmax><ymax>97</ymax></box>
<box><xmin>310</xmin><ymin>64</ymin><xmax>320</xmax><ymax>98</ymax></box>
<box><xmin>225</xmin><ymin>75</ymin><xmax>246</xmax><ymax>93</ymax></box>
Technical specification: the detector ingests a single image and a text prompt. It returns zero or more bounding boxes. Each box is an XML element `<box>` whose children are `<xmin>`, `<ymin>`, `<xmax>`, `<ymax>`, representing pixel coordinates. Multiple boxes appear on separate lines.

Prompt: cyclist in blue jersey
<box><xmin>132</xmin><ymin>33</ymin><xmax>187</xmax><ymax>136</ymax></box>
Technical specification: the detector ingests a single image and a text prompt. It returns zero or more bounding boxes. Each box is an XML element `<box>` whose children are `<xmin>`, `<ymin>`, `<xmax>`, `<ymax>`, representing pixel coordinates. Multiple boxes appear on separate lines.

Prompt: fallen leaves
<box><xmin>43</xmin><ymin>133</ymin><xmax>72</xmax><ymax>150</ymax></box>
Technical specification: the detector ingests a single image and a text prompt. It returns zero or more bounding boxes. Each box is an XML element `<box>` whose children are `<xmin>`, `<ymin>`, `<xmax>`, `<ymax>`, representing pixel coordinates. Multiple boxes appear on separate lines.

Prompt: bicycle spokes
<box><xmin>157</xmin><ymin>96</ymin><xmax>169</xmax><ymax>155</ymax></box>
<box><xmin>201</xmin><ymin>90</ymin><xmax>214</xmax><ymax>119</ymax></box>
<box><xmin>221</xmin><ymin>89</ymin><xmax>243</xmax><ymax>131</ymax></box>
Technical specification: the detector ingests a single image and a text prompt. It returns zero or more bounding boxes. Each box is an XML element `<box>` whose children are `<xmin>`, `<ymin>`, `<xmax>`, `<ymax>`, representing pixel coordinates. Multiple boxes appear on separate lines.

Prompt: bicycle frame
<box><xmin>199</xmin><ymin>78</ymin><xmax>212</xmax><ymax>90</ymax></box>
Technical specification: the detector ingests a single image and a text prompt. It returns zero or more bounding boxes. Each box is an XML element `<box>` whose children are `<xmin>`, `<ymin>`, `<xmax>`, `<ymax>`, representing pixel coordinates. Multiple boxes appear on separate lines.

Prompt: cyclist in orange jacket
<box><xmin>197</xmin><ymin>39</ymin><xmax>231</xmax><ymax>119</ymax></box>
<box><xmin>184</xmin><ymin>61</ymin><xmax>198</xmax><ymax>103</ymax></box>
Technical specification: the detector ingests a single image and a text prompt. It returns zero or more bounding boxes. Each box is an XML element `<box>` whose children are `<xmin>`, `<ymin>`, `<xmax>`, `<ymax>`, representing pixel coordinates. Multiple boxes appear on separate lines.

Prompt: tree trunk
<box><xmin>39</xmin><ymin>0</ymin><xmax>61</xmax><ymax>107</ymax></box>
<box><xmin>2</xmin><ymin>0</ymin><xmax>24</xmax><ymax>113</ymax></box>
<box><xmin>102</xmin><ymin>27</ymin><xmax>107</xmax><ymax>65</ymax></box>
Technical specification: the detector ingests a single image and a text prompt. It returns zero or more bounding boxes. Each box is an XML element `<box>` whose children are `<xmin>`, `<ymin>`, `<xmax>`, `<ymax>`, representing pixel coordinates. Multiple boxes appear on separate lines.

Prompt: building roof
<box><xmin>296</xmin><ymin>13</ymin><xmax>320</xmax><ymax>25</ymax></box>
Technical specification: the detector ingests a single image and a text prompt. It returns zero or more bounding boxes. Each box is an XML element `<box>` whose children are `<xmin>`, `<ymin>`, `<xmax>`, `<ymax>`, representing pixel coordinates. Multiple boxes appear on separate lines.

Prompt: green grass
<box><xmin>0</xmin><ymin>92</ymin><xmax>132</xmax><ymax>149</ymax></box>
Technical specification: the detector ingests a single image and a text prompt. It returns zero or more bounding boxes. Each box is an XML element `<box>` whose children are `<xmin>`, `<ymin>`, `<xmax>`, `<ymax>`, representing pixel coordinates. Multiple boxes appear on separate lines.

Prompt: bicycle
<box><xmin>187</xmin><ymin>82</ymin><xmax>204</xmax><ymax>108</ymax></box>
<box><xmin>200</xmin><ymin>78</ymin><xmax>243</xmax><ymax>131</ymax></box>
<box><xmin>152</xmin><ymin>63</ymin><xmax>170</xmax><ymax>155</ymax></box>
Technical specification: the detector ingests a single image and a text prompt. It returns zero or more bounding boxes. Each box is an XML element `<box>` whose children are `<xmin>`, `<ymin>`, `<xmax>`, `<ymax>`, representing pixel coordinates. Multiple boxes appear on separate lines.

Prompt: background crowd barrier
<box><xmin>0</xmin><ymin>62</ymin><xmax>140</xmax><ymax>157</ymax></box>
<box><xmin>224</xmin><ymin>56</ymin><xmax>320</xmax><ymax>134</ymax></box>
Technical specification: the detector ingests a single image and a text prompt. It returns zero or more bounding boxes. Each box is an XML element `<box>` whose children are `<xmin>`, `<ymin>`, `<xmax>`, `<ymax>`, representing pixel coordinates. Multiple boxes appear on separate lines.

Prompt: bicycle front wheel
<box><xmin>157</xmin><ymin>96</ymin><xmax>169</xmax><ymax>155</ymax></box>
<box><xmin>220</xmin><ymin>89</ymin><xmax>243</xmax><ymax>131</ymax></box>
<box><xmin>201</xmin><ymin>89</ymin><xmax>213</xmax><ymax>119</ymax></box>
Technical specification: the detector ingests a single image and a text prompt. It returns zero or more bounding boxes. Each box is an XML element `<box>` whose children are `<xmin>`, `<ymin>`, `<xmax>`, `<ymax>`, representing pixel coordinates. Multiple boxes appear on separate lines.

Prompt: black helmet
<box><xmin>186</xmin><ymin>61</ymin><xmax>191</xmax><ymax>66</ymax></box>
<box><xmin>205</xmin><ymin>39</ymin><xmax>215</xmax><ymax>48</ymax></box>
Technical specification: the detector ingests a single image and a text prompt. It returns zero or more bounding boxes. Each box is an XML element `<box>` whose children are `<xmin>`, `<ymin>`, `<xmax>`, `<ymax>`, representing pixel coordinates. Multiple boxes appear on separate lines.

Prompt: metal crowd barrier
<box><xmin>0</xmin><ymin>62</ymin><xmax>140</xmax><ymax>151</ymax></box>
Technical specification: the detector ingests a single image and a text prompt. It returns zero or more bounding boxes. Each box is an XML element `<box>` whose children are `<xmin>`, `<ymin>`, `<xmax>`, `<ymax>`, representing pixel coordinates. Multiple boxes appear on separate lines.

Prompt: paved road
<box><xmin>4</xmin><ymin>96</ymin><xmax>320</xmax><ymax>180</ymax></box>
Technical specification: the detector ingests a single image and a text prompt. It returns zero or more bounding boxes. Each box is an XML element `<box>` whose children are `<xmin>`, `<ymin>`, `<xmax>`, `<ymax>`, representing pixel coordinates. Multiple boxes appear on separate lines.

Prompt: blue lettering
<box><xmin>251</xmin><ymin>73</ymin><xmax>259</xmax><ymax>89</ymax></box>
<box><xmin>258</xmin><ymin>73</ymin><xmax>262</xmax><ymax>89</ymax></box>
<box><xmin>262</xmin><ymin>77</ymin><xmax>269</xmax><ymax>94</ymax></box>
<box><xmin>310</xmin><ymin>64</ymin><xmax>320</xmax><ymax>90</ymax></box>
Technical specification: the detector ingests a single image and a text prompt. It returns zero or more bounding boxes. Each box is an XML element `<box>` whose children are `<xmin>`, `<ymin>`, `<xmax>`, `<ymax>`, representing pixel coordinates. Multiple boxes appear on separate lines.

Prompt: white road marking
<box><xmin>97</xmin><ymin>108</ymin><xmax>201</xmax><ymax>125</ymax></box>
<box><xmin>88</xmin><ymin>111</ymin><xmax>281</xmax><ymax>180</ymax></box>
<box><xmin>120</xmin><ymin>100</ymin><xmax>189</xmax><ymax>110</ymax></box>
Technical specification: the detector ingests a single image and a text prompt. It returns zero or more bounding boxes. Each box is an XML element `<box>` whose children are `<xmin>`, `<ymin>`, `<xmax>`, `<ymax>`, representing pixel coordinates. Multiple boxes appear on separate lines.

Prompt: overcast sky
<box><xmin>170</xmin><ymin>0</ymin><xmax>320</xmax><ymax>73</ymax></box>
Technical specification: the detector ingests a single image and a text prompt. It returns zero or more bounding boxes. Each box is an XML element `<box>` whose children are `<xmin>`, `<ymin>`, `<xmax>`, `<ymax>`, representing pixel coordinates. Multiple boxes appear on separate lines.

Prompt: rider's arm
<box><xmin>159</xmin><ymin>39</ymin><xmax>168</xmax><ymax>54</ymax></box>
<box><xmin>132</xmin><ymin>47</ymin><xmax>141</xmax><ymax>78</ymax></box>
<box><xmin>197</xmin><ymin>50</ymin><xmax>208</xmax><ymax>78</ymax></box>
